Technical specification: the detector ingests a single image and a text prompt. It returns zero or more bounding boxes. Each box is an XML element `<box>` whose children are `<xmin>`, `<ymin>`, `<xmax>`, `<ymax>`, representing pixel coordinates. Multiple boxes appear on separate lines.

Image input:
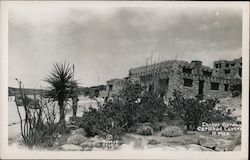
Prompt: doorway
<box><xmin>198</xmin><ymin>80</ymin><xmax>204</xmax><ymax>95</ymax></box>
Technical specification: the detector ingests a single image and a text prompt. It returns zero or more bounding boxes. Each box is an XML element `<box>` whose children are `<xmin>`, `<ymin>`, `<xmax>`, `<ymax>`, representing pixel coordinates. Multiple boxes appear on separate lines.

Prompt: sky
<box><xmin>8</xmin><ymin>5</ymin><xmax>242</xmax><ymax>89</ymax></box>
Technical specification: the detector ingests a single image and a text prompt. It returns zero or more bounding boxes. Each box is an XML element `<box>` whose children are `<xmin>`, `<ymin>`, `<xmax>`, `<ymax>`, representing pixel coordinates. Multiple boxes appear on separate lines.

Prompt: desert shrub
<box><xmin>230</xmin><ymin>83</ymin><xmax>242</xmax><ymax>97</ymax></box>
<box><xmin>168</xmin><ymin>90</ymin><xmax>233</xmax><ymax>131</ymax></box>
<box><xmin>161</xmin><ymin>126</ymin><xmax>184</xmax><ymax>137</ymax></box>
<box><xmin>14</xmin><ymin>79</ymin><xmax>59</xmax><ymax>148</ymax></box>
<box><xmin>79</xmin><ymin>81</ymin><xmax>168</xmax><ymax>138</ymax></box>
<box><xmin>136</xmin><ymin>92</ymin><xmax>166</xmax><ymax>123</ymax></box>
<box><xmin>136</xmin><ymin>125</ymin><xmax>153</xmax><ymax>136</ymax></box>
<box><xmin>79</xmin><ymin>101</ymin><xmax>128</xmax><ymax>139</ymax></box>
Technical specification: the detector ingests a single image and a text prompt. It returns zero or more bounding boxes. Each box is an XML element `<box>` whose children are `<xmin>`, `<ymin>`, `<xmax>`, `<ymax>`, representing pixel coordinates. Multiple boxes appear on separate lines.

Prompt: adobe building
<box><xmin>106</xmin><ymin>78</ymin><xmax>126</xmax><ymax>98</ymax></box>
<box><xmin>128</xmin><ymin>57</ymin><xmax>242</xmax><ymax>100</ymax></box>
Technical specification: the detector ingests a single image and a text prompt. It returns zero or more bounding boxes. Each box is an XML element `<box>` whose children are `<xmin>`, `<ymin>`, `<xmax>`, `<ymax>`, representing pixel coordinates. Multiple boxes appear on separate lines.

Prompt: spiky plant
<box><xmin>45</xmin><ymin>61</ymin><xmax>74</xmax><ymax>132</ymax></box>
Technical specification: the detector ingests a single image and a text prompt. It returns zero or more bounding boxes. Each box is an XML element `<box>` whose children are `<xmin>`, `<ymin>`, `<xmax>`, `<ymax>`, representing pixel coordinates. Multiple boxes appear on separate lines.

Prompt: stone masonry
<box><xmin>128</xmin><ymin>57</ymin><xmax>242</xmax><ymax>100</ymax></box>
<box><xmin>105</xmin><ymin>57</ymin><xmax>241</xmax><ymax>100</ymax></box>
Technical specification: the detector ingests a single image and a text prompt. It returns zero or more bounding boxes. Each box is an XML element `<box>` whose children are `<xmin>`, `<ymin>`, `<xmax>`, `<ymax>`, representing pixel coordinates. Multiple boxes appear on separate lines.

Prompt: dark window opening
<box><xmin>226</xmin><ymin>63</ymin><xmax>229</xmax><ymax>67</ymax></box>
<box><xmin>183</xmin><ymin>78</ymin><xmax>193</xmax><ymax>87</ymax></box>
<box><xmin>140</xmin><ymin>74</ymin><xmax>153</xmax><ymax>82</ymax></box>
<box><xmin>203</xmin><ymin>70</ymin><xmax>212</xmax><ymax>77</ymax></box>
<box><xmin>224</xmin><ymin>84</ymin><xmax>229</xmax><ymax>91</ymax></box>
<box><xmin>159</xmin><ymin>78</ymin><xmax>169</xmax><ymax>97</ymax></box>
<box><xmin>108</xmin><ymin>85</ymin><xmax>113</xmax><ymax>92</ymax></box>
<box><xmin>231</xmin><ymin>63</ymin><xmax>235</xmax><ymax>66</ymax></box>
<box><xmin>94</xmin><ymin>90</ymin><xmax>99</xmax><ymax>97</ymax></box>
<box><xmin>239</xmin><ymin>68</ymin><xmax>242</xmax><ymax>77</ymax></box>
<box><xmin>215</xmin><ymin>63</ymin><xmax>221</xmax><ymax>68</ymax></box>
<box><xmin>240</xmin><ymin>63</ymin><xmax>242</xmax><ymax>66</ymax></box>
<box><xmin>211</xmin><ymin>82</ymin><xmax>219</xmax><ymax>90</ymax></box>
<box><xmin>182</xmin><ymin>67</ymin><xmax>192</xmax><ymax>74</ymax></box>
<box><xmin>225</xmin><ymin>69</ymin><xmax>230</xmax><ymax>74</ymax></box>
<box><xmin>149</xmin><ymin>84</ymin><xmax>154</xmax><ymax>93</ymax></box>
<box><xmin>198</xmin><ymin>80</ymin><xmax>205</xmax><ymax>95</ymax></box>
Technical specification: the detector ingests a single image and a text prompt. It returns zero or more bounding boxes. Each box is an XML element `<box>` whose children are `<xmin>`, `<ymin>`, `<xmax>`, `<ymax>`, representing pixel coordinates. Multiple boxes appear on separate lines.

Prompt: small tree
<box><xmin>45</xmin><ymin>61</ymin><xmax>74</xmax><ymax>132</ymax></box>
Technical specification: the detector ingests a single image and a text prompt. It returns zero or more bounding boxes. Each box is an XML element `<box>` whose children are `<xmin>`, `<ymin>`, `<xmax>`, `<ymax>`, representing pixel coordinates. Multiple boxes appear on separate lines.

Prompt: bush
<box><xmin>136</xmin><ymin>125</ymin><xmax>153</xmax><ymax>136</ymax></box>
<box><xmin>79</xmin><ymin>81</ymin><xmax>168</xmax><ymax>139</ymax></box>
<box><xmin>168</xmin><ymin>90</ymin><xmax>233</xmax><ymax>131</ymax></box>
<box><xmin>14</xmin><ymin>80</ymin><xmax>59</xmax><ymax>148</ymax></box>
<box><xmin>79</xmin><ymin>101</ymin><xmax>128</xmax><ymax>139</ymax></box>
<box><xmin>230</xmin><ymin>83</ymin><xmax>241</xmax><ymax>97</ymax></box>
<box><xmin>161</xmin><ymin>126</ymin><xmax>184</xmax><ymax>137</ymax></box>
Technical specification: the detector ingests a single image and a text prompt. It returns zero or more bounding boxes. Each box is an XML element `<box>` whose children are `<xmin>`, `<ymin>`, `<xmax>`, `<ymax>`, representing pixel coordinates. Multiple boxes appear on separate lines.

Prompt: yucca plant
<box><xmin>45</xmin><ymin>61</ymin><xmax>75</xmax><ymax>132</ymax></box>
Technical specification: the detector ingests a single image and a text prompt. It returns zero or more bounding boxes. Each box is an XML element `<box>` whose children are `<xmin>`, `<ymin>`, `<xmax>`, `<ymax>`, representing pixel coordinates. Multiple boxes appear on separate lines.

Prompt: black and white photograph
<box><xmin>0</xmin><ymin>1</ymin><xmax>249</xmax><ymax>159</ymax></box>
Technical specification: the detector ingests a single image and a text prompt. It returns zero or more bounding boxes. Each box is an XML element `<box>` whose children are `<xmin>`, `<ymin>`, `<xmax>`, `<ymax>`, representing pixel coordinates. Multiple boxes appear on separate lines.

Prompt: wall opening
<box><xmin>183</xmin><ymin>78</ymin><xmax>193</xmax><ymax>87</ymax></box>
<box><xmin>182</xmin><ymin>67</ymin><xmax>192</xmax><ymax>74</ymax></box>
<box><xmin>198</xmin><ymin>80</ymin><xmax>204</xmax><ymax>95</ymax></box>
<box><xmin>108</xmin><ymin>85</ymin><xmax>113</xmax><ymax>92</ymax></box>
<box><xmin>224</xmin><ymin>84</ymin><xmax>229</xmax><ymax>91</ymax></box>
<box><xmin>158</xmin><ymin>78</ymin><xmax>169</xmax><ymax>97</ymax></box>
<box><xmin>211</xmin><ymin>82</ymin><xmax>219</xmax><ymax>90</ymax></box>
<box><xmin>239</xmin><ymin>68</ymin><xmax>242</xmax><ymax>77</ymax></box>
<box><xmin>203</xmin><ymin>70</ymin><xmax>212</xmax><ymax>77</ymax></box>
<box><xmin>225</xmin><ymin>69</ymin><xmax>230</xmax><ymax>74</ymax></box>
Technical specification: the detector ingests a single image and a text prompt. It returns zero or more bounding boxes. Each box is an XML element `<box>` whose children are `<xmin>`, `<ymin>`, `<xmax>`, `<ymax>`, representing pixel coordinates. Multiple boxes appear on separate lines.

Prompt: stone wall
<box><xmin>106</xmin><ymin>79</ymin><xmax>126</xmax><ymax>97</ymax></box>
<box><xmin>128</xmin><ymin>58</ymin><xmax>241</xmax><ymax>100</ymax></box>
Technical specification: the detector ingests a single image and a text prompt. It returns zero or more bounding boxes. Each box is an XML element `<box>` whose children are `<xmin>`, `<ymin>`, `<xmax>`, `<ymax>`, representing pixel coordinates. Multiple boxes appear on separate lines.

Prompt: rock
<box><xmin>198</xmin><ymin>136</ymin><xmax>217</xmax><ymax>149</ymax></box>
<box><xmin>133</xmin><ymin>138</ymin><xmax>144</xmax><ymax>149</ymax></box>
<box><xmin>70</xmin><ymin>128</ymin><xmax>87</xmax><ymax>136</ymax></box>
<box><xmin>187</xmin><ymin>144</ymin><xmax>203</xmax><ymax>151</ymax></box>
<box><xmin>136</xmin><ymin>126</ymin><xmax>153</xmax><ymax>136</ymax></box>
<box><xmin>232</xmin><ymin>145</ymin><xmax>241</xmax><ymax>151</ymax></box>
<box><xmin>83</xmin><ymin>147</ymin><xmax>93</xmax><ymax>151</ymax></box>
<box><xmin>215</xmin><ymin>139</ymin><xmax>232</xmax><ymax>151</ymax></box>
<box><xmin>60</xmin><ymin>144</ymin><xmax>82</xmax><ymax>151</ymax></box>
<box><xmin>148</xmin><ymin>139</ymin><xmax>160</xmax><ymax>145</ymax></box>
<box><xmin>66</xmin><ymin>134</ymin><xmax>87</xmax><ymax>145</ymax></box>
<box><xmin>153</xmin><ymin>122</ymin><xmax>167</xmax><ymax>131</ymax></box>
<box><xmin>183</xmin><ymin>136</ymin><xmax>199</xmax><ymax>144</ymax></box>
<box><xmin>227</xmin><ymin>133</ymin><xmax>241</xmax><ymax>151</ymax></box>
<box><xmin>161</xmin><ymin>126</ymin><xmax>184</xmax><ymax>137</ymax></box>
<box><xmin>80</xmin><ymin>135</ymin><xmax>105</xmax><ymax>148</ymax></box>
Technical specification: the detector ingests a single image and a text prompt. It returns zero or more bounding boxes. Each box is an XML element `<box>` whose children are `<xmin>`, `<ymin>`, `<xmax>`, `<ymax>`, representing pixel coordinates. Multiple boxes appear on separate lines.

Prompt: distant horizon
<box><xmin>8</xmin><ymin>56</ymin><xmax>242</xmax><ymax>89</ymax></box>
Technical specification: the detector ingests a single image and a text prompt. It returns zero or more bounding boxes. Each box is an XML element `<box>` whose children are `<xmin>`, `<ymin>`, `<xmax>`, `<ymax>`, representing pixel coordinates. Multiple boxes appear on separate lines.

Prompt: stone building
<box><xmin>128</xmin><ymin>57</ymin><xmax>242</xmax><ymax>100</ymax></box>
<box><xmin>106</xmin><ymin>78</ymin><xmax>126</xmax><ymax>98</ymax></box>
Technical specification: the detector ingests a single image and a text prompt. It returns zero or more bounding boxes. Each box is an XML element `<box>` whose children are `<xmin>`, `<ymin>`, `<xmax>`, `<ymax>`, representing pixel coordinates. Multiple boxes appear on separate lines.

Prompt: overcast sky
<box><xmin>8</xmin><ymin>6</ymin><xmax>242</xmax><ymax>88</ymax></box>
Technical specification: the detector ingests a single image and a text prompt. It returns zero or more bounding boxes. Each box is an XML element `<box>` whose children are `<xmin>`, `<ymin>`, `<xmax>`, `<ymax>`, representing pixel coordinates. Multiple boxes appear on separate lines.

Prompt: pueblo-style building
<box><xmin>106</xmin><ymin>57</ymin><xmax>242</xmax><ymax>100</ymax></box>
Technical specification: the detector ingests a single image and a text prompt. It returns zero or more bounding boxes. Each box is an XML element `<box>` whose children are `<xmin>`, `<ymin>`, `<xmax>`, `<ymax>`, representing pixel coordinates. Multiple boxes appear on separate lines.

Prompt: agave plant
<box><xmin>45</xmin><ymin>61</ymin><xmax>75</xmax><ymax>132</ymax></box>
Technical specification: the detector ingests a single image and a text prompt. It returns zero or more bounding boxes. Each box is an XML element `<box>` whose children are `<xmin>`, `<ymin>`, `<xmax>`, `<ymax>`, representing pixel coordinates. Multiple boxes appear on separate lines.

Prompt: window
<box><xmin>224</xmin><ymin>84</ymin><xmax>229</xmax><ymax>91</ymax></box>
<box><xmin>182</xmin><ymin>67</ymin><xmax>192</xmax><ymax>74</ymax></box>
<box><xmin>203</xmin><ymin>70</ymin><xmax>212</xmax><ymax>77</ymax></box>
<box><xmin>225</xmin><ymin>69</ymin><xmax>230</xmax><ymax>74</ymax></box>
<box><xmin>183</xmin><ymin>78</ymin><xmax>193</xmax><ymax>87</ymax></box>
<box><xmin>215</xmin><ymin>63</ymin><xmax>221</xmax><ymax>68</ymax></box>
<box><xmin>108</xmin><ymin>85</ymin><xmax>113</xmax><ymax>92</ymax></box>
<box><xmin>211</xmin><ymin>82</ymin><xmax>219</xmax><ymax>90</ymax></box>
<box><xmin>231</xmin><ymin>63</ymin><xmax>235</xmax><ymax>66</ymax></box>
<box><xmin>239</xmin><ymin>68</ymin><xmax>242</xmax><ymax>77</ymax></box>
<box><xmin>226</xmin><ymin>63</ymin><xmax>229</xmax><ymax>67</ymax></box>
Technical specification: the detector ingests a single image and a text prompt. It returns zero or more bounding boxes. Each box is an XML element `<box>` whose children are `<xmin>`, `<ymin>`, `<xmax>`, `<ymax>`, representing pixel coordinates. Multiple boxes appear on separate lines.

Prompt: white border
<box><xmin>0</xmin><ymin>1</ymin><xmax>249</xmax><ymax>159</ymax></box>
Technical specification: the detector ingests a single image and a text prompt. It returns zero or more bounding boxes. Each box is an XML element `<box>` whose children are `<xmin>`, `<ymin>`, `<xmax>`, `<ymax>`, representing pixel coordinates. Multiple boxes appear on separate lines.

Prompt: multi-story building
<box><xmin>128</xmin><ymin>57</ymin><xmax>242</xmax><ymax>100</ymax></box>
